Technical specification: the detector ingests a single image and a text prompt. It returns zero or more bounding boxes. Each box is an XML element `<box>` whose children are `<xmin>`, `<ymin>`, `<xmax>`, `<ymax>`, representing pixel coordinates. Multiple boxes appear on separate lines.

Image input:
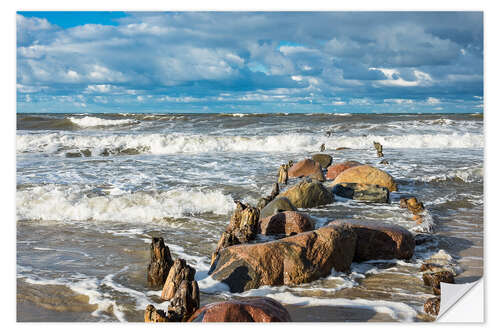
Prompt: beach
<box><xmin>16</xmin><ymin>112</ymin><xmax>483</xmax><ymax>322</ymax></box>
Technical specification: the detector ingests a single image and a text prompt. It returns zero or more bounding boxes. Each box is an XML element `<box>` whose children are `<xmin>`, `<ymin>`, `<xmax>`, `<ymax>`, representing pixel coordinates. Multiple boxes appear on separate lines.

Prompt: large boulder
<box><xmin>328</xmin><ymin>220</ymin><xmax>415</xmax><ymax>261</ymax></box>
<box><xmin>260</xmin><ymin>197</ymin><xmax>297</xmax><ymax>219</ymax></box>
<box><xmin>259</xmin><ymin>211</ymin><xmax>314</xmax><ymax>236</ymax></box>
<box><xmin>188</xmin><ymin>297</ymin><xmax>292</xmax><ymax>322</ymax></box>
<box><xmin>311</xmin><ymin>154</ymin><xmax>333</xmax><ymax>169</ymax></box>
<box><xmin>287</xmin><ymin>158</ymin><xmax>325</xmax><ymax>181</ymax></box>
<box><xmin>326</xmin><ymin>161</ymin><xmax>362</xmax><ymax>180</ymax></box>
<box><xmin>332</xmin><ymin>183</ymin><xmax>389</xmax><ymax>203</ymax></box>
<box><xmin>332</xmin><ymin>165</ymin><xmax>398</xmax><ymax>192</ymax></box>
<box><xmin>278</xmin><ymin>180</ymin><xmax>334</xmax><ymax>209</ymax></box>
<box><xmin>210</xmin><ymin>224</ymin><xmax>357</xmax><ymax>292</ymax></box>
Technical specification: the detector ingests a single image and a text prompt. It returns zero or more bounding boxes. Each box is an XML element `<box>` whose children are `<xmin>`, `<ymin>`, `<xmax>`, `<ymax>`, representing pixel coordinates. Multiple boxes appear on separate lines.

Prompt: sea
<box><xmin>16</xmin><ymin>112</ymin><xmax>484</xmax><ymax>322</ymax></box>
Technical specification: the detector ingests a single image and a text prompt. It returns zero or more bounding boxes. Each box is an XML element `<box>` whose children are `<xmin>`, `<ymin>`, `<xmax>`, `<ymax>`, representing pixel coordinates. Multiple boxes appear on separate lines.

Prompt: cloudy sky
<box><xmin>17</xmin><ymin>11</ymin><xmax>483</xmax><ymax>113</ymax></box>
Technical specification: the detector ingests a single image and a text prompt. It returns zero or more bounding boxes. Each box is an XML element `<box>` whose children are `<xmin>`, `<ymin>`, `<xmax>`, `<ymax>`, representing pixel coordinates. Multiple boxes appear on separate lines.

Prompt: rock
<box><xmin>400</xmin><ymin>197</ymin><xmax>425</xmax><ymax>215</ymax></box>
<box><xmin>259</xmin><ymin>211</ymin><xmax>315</xmax><ymax>236</ymax></box>
<box><xmin>287</xmin><ymin>159</ymin><xmax>325</xmax><ymax>181</ymax></box>
<box><xmin>423</xmin><ymin>297</ymin><xmax>440</xmax><ymax>316</ymax></box>
<box><xmin>320</xmin><ymin>143</ymin><xmax>326</xmax><ymax>152</ymax></box>
<box><xmin>81</xmin><ymin>149</ymin><xmax>92</xmax><ymax>157</ymax></box>
<box><xmin>278</xmin><ymin>180</ymin><xmax>334</xmax><ymax>209</ymax></box>
<box><xmin>335</xmin><ymin>147</ymin><xmax>350</xmax><ymax>150</ymax></box>
<box><xmin>332</xmin><ymin>183</ymin><xmax>389</xmax><ymax>203</ymax></box>
<box><xmin>379</xmin><ymin>159</ymin><xmax>389</xmax><ymax>165</ymax></box>
<box><xmin>260</xmin><ymin>197</ymin><xmax>297</xmax><ymax>219</ymax></box>
<box><xmin>420</xmin><ymin>263</ymin><xmax>444</xmax><ymax>272</ymax></box>
<box><xmin>144</xmin><ymin>304</ymin><xmax>168</xmax><ymax>322</ymax></box>
<box><xmin>210</xmin><ymin>224</ymin><xmax>356</xmax><ymax>292</ymax></box>
<box><xmin>147</xmin><ymin>237</ymin><xmax>174</xmax><ymax>289</ymax></box>
<box><xmin>65</xmin><ymin>151</ymin><xmax>82</xmax><ymax>158</ymax></box>
<box><xmin>423</xmin><ymin>271</ymin><xmax>455</xmax><ymax>295</ymax></box>
<box><xmin>414</xmin><ymin>234</ymin><xmax>434</xmax><ymax>246</ymax></box>
<box><xmin>326</xmin><ymin>161</ymin><xmax>362</xmax><ymax>180</ymax></box>
<box><xmin>210</xmin><ymin>202</ymin><xmax>260</xmax><ymax>268</ymax></box>
<box><xmin>373</xmin><ymin>141</ymin><xmax>384</xmax><ymax>157</ymax></box>
<box><xmin>311</xmin><ymin>154</ymin><xmax>333</xmax><ymax>169</ymax></box>
<box><xmin>188</xmin><ymin>297</ymin><xmax>292</xmax><ymax>322</ymax></box>
<box><xmin>328</xmin><ymin>220</ymin><xmax>415</xmax><ymax>261</ymax></box>
<box><xmin>161</xmin><ymin>259</ymin><xmax>196</xmax><ymax>301</ymax></box>
<box><xmin>332</xmin><ymin>165</ymin><xmax>398</xmax><ymax>192</ymax></box>
<box><xmin>277</xmin><ymin>164</ymin><xmax>288</xmax><ymax>184</ymax></box>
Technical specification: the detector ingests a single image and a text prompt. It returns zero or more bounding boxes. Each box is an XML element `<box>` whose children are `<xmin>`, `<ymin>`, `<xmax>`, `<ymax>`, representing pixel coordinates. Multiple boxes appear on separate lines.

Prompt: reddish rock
<box><xmin>326</xmin><ymin>161</ymin><xmax>362</xmax><ymax>180</ymax></box>
<box><xmin>259</xmin><ymin>211</ymin><xmax>314</xmax><ymax>236</ymax></box>
<box><xmin>188</xmin><ymin>297</ymin><xmax>292</xmax><ymax>322</ymax></box>
<box><xmin>210</xmin><ymin>224</ymin><xmax>357</xmax><ymax>292</ymax></box>
<box><xmin>332</xmin><ymin>165</ymin><xmax>398</xmax><ymax>192</ymax></box>
<box><xmin>423</xmin><ymin>297</ymin><xmax>440</xmax><ymax>316</ymax></box>
<box><xmin>287</xmin><ymin>158</ymin><xmax>325</xmax><ymax>181</ymax></box>
<box><xmin>329</xmin><ymin>220</ymin><xmax>415</xmax><ymax>262</ymax></box>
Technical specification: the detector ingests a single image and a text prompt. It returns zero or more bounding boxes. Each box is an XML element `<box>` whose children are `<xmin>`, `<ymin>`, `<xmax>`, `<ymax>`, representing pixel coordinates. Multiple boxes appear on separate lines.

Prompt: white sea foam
<box><xmin>16</xmin><ymin>184</ymin><xmax>235</xmax><ymax>222</ymax></box>
<box><xmin>16</xmin><ymin>132</ymin><xmax>484</xmax><ymax>155</ymax></box>
<box><xmin>68</xmin><ymin>116</ymin><xmax>138</xmax><ymax>127</ymax></box>
<box><xmin>415</xmin><ymin>166</ymin><xmax>483</xmax><ymax>183</ymax></box>
<box><xmin>239</xmin><ymin>290</ymin><xmax>418</xmax><ymax>321</ymax></box>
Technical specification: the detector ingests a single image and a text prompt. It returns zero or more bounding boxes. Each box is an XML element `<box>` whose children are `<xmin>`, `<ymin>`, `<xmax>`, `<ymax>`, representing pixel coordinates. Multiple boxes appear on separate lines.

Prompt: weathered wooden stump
<box><xmin>373</xmin><ymin>141</ymin><xmax>384</xmax><ymax>157</ymax></box>
<box><xmin>147</xmin><ymin>237</ymin><xmax>174</xmax><ymax>289</ymax></box>
<box><xmin>161</xmin><ymin>258</ymin><xmax>196</xmax><ymax>301</ymax></box>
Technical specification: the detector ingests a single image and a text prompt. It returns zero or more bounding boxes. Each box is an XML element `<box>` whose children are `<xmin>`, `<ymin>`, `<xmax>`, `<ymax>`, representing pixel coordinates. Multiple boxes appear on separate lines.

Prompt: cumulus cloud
<box><xmin>16</xmin><ymin>12</ymin><xmax>483</xmax><ymax>113</ymax></box>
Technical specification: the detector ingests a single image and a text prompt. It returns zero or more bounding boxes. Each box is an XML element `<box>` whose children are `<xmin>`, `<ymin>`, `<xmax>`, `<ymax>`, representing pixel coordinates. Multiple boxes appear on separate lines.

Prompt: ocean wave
<box><xmin>415</xmin><ymin>166</ymin><xmax>483</xmax><ymax>184</ymax></box>
<box><xmin>16</xmin><ymin>132</ymin><xmax>484</xmax><ymax>155</ymax></box>
<box><xmin>68</xmin><ymin>116</ymin><xmax>139</xmax><ymax>128</ymax></box>
<box><xmin>16</xmin><ymin>184</ymin><xmax>235</xmax><ymax>222</ymax></box>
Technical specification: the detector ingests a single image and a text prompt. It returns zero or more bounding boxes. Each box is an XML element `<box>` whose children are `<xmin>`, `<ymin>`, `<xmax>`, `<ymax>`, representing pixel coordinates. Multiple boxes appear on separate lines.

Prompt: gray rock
<box><xmin>332</xmin><ymin>182</ymin><xmax>389</xmax><ymax>203</ymax></box>
<box><xmin>260</xmin><ymin>197</ymin><xmax>297</xmax><ymax>219</ymax></box>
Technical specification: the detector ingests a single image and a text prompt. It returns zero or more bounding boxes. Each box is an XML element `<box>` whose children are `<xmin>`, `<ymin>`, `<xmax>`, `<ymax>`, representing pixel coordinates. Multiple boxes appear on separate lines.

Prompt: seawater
<box><xmin>16</xmin><ymin>113</ymin><xmax>483</xmax><ymax>322</ymax></box>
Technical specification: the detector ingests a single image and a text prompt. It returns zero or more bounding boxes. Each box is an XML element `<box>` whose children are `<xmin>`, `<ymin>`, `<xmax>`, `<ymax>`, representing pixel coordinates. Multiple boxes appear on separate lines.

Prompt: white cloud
<box><xmin>384</xmin><ymin>98</ymin><xmax>414</xmax><ymax>104</ymax></box>
<box><xmin>426</xmin><ymin>97</ymin><xmax>441</xmax><ymax>105</ymax></box>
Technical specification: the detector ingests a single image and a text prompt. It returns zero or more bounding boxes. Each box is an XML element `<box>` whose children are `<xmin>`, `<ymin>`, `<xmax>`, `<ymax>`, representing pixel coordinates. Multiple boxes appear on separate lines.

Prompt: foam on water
<box><xmin>68</xmin><ymin>116</ymin><xmax>139</xmax><ymax>128</ymax></box>
<box><xmin>17</xmin><ymin>132</ymin><xmax>484</xmax><ymax>155</ymax></box>
<box><xmin>16</xmin><ymin>184</ymin><xmax>235</xmax><ymax>222</ymax></box>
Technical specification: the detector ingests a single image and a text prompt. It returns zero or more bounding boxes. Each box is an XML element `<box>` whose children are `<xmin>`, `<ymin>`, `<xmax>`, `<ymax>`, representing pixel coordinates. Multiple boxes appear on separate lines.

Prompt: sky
<box><xmin>16</xmin><ymin>11</ymin><xmax>483</xmax><ymax>114</ymax></box>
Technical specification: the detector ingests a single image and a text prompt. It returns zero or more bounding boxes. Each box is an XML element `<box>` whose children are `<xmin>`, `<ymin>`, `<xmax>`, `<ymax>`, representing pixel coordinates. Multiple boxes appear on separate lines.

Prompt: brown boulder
<box><xmin>210</xmin><ymin>224</ymin><xmax>357</xmax><ymax>292</ymax></box>
<box><xmin>326</xmin><ymin>161</ymin><xmax>362</xmax><ymax>180</ymax></box>
<box><xmin>287</xmin><ymin>158</ymin><xmax>325</xmax><ymax>181</ymax></box>
<box><xmin>311</xmin><ymin>154</ymin><xmax>333</xmax><ymax>169</ymax></box>
<box><xmin>278</xmin><ymin>180</ymin><xmax>334</xmax><ymax>208</ymax></box>
<box><xmin>259</xmin><ymin>211</ymin><xmax>314</xmax><ymax>236</ymax></box>
<box><xmin>328</xmin><ymin>220</ymin><xmax>415</xmax><ymax>262</ymax></box>
<box><xmin>332</xmin><ymin>165</ymin><xmax>398</xmax><ymax>192</ymax></box>
<box><xmin>188</xmin><ymin>297</ymin><xmax>292</xmax><ymax>322</ymax></box>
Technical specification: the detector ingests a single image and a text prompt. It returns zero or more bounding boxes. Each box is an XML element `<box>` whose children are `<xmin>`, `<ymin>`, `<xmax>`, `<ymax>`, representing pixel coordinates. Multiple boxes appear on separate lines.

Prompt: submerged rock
<box><xmin>311</xmin><ymin>153</ymin><xmax>333</xmax><ymax>169</ymax></box>
<box><xmin>260</xmin><ymin>197</ymin><xmax>297</xmax><ymax>219</ymax></box>
<box><xmin>400</xmin><ymin>197</ymin><xmax>425</xmax><ymax>215</ymax></box>
<box><xmin>147</xmin><ymin>237</ymin><xmax>174</xmax><ymax>289</ymax></box>
<box><xmin>423</xmin><ymin>271</ymin><xmax>455</xmax><ymax>295</ymax></box>
<box><xmin>259</xmin><ymin>211</ymin><xmax>314</xmax><ymax>236</ymax></box>
<box><xmin>188</xmin><ymin>297</ymin><xmax>292</xmax><ymax>322</ymax></box>
<box><xmin>332</xmin><ymin>165</ymin><xmax>398</xmax><ymax>192</ymax></box>
<box><xmin>424</xmin><ymin>297</ymin><xmax>440</xmax><ymax>316</ymax></box>
<box><xmin>326</xmin><ymin>161</ymin><xmax>362</xmax><ymax>180</ymax></box>
<box><xmin>332</xmin><ymin>182</ymin><xmax>389</xmax><ymax>203</ymax></box>
<box><xmin>329</xmin><ymin>220</ymin><xmax>415</xmax><ymax>261</ymax></box>
<box><xmin>278</xmin><ymin>180</ymin><xmax>334</xmax><ymax>209</ymax></box>
<box><xmin>287</xmin><ymin>158</ymin><xmax>325</xmax><ymax>181</ymax></box>
<box><xmin>210</xmin><ymin>224</ymin><xmax>356</xmax><ymax>292</ymax></box>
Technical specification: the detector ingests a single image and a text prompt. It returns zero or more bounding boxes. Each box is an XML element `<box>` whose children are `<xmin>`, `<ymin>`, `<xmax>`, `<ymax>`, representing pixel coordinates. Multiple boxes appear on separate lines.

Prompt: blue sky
<box><xmin>16</xmin><ymin>11</ymin><xmax>483</xmax><ymax>113</ymax></box>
